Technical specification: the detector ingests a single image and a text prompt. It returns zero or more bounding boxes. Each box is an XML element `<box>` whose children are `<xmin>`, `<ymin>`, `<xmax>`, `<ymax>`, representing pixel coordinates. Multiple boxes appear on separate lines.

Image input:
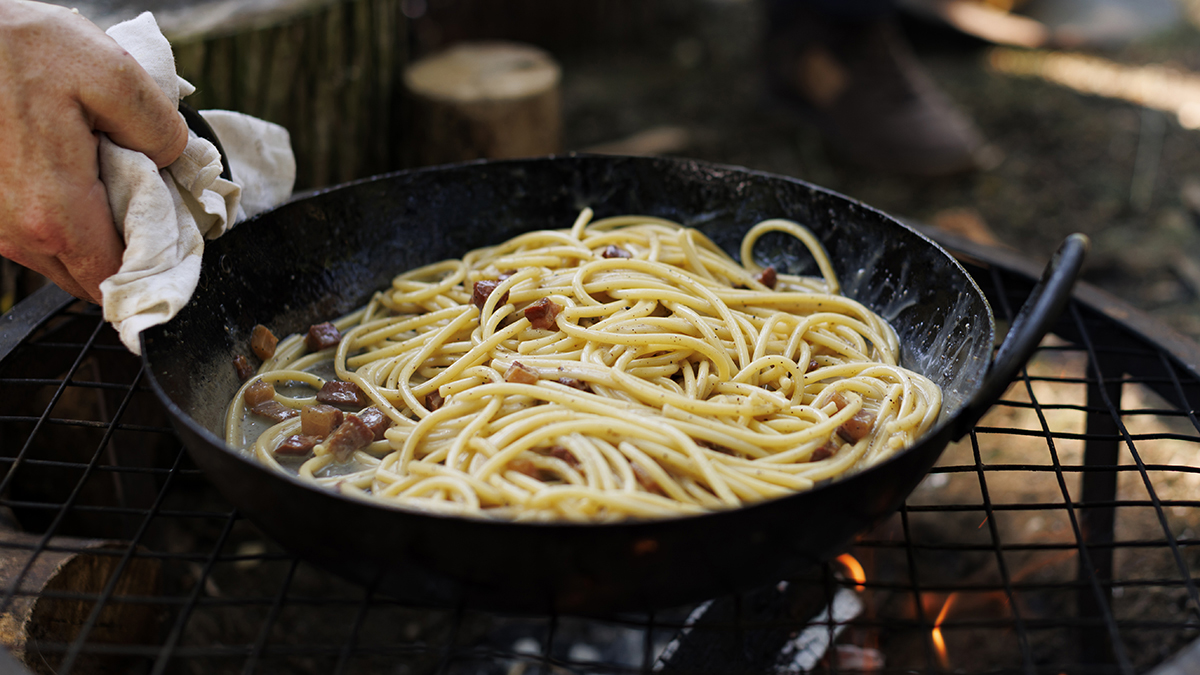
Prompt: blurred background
<box><xmin>9</xmin><ymin>0</ymin><xmax>1200</xmax><ymax>345</ymax></box>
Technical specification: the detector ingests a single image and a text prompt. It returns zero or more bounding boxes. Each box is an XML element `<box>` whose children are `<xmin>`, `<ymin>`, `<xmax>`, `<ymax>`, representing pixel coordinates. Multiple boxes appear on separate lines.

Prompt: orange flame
<box><xmin>837</xmin><ymin>554</ymin><xmax>866</xmax><ymax>591</ymax></box>
<box><xmin>931</xmin><ymin>593</ymin><xmax>958</xmax><ymax>669</ymax></box>
<box><xmin>930</xmin><ymin>627</ymin><xmax>948</xmax><ymax>668</ymax></box>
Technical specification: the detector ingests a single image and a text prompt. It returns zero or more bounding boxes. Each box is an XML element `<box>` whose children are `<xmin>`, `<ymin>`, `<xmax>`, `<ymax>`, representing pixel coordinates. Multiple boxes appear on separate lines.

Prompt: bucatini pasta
<box><xmin>225</xmin><ymin>210</ymin><xmax>941</xmax><ymax>521</ymax></box>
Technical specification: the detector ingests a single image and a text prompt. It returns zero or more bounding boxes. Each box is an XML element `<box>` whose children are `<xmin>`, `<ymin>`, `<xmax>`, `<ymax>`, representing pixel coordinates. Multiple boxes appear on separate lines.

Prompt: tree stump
<box><xmin>0</xmin><ymin>531</ymin><xmax>161</xmax><ymax>674</ymax></box>
<box><xmin>404</xmin><ymin>41</ymin><xmax>562</xmax><ymax>166</ymax></box>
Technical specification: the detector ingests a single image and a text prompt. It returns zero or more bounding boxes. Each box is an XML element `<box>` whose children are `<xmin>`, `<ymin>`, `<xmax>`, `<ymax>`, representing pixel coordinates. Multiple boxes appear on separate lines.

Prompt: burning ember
<box><xmin>837</xmin><ymin>553</ymin><xmax>867</xmax><ymax>592</ymax></box>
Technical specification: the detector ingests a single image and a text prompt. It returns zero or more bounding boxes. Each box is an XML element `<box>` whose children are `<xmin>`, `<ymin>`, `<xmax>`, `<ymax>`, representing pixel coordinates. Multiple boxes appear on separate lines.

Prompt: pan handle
<box><xmin>179</xmin><ymin>102</ymin><xmax>233</xmax><ymax>183</ymax></box>
<box><xmin>953</xmin><ymin>233</ymin><xmax>1090</xmax><ymax>440</ymax></box>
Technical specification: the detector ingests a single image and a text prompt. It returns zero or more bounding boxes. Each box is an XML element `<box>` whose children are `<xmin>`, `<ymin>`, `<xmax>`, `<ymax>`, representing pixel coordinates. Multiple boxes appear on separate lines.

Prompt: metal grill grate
<box><xmin>1</xmin><ymin>237</ymin><xmax>1199</xmax><ymax>675</ymax></box>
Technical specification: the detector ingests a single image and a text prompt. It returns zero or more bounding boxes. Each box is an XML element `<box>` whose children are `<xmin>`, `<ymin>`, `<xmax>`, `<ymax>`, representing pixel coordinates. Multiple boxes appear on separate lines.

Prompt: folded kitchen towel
<box><xmin>98</xmin><ymin>12</ymin><xmax>296</xmax><ymax>354</ymax></box>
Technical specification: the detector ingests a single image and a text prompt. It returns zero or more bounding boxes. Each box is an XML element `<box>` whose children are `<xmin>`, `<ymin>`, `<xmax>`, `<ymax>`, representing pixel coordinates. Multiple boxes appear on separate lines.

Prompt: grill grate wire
<box><xmin>0</xmin><ymin>244</ymin><xmax>1198</xmax><ymax>675</ymax></box>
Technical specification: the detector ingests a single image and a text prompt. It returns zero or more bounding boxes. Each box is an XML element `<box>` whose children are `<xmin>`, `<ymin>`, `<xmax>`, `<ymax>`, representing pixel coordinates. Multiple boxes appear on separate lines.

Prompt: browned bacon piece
<box><xmin>276</xmin><ymin>434</ymin><xmax>321</xmax><ymax>456</ymax></box>
<box><xmin>306</xmin><ymin>322</ymin><xmax>342</xmax><ymax>351</ymax></box>
<box><xmin>837</xmin><ymin>413</ymin><xmax>875</xmax><ymax>443</ymax></box>
<box><xmin>472</xmin><ymin>280</ymin><xmax>509</xmax><ymax>309</ymax></box>
<box><xmin>356</xmin><ymin>406</ymin><xmax>391</xmax><ymax>441</ymax></box>
<box><xmin>426</xmin><ymin>390</ymin><xmax>445</xmax><ymax>411</ymax></box>
<box><xmin>829</xmin><ymin>391</ymin><xmax>876</xmax><ymax>444</ymax></box>
<box><xmin>250</xmin><ymin>324</ymin><xmax>278</xmax><ymax>360</ymax></box>
<box><xmin>505</xmin><ymin>361</ymin><xmax>539</xmax><ymax>385</ymax></box>
<box><xmin>557</xmin><ymin>376</ymin><xmax>591</xmax><ymax>393</ymax></box>
<box><xmin>243</xmin><ymin>380</ymin><xmax>275</xmax><ymax>407</ymax></box>
<box><xmin>601</xmin><ymin>245</ymin><xmax>632</xmax><ymax>259</ymax></box>
<box><xmin>547</xmin><ymin>445</ymin><xmax>580</xmax><ymax>468</ymax></box>
<box><xmin>524</xmin><ymin>298</ymin><xmax>563</xmax><ymax>330</ymax></box>
<box><xmin>327</xmin><ymin>415</ymin><xmax>374</xmax><ymax>461</ymax></box>
<box><xmin>755</xmin><ymin>265</ymin><xmax>778</xmax><ymax>289</ymax></box>
<box><xmin>301</xmin><ymin>404</ymin><xmax>343</xmax><ymax>438</ymax></box>
<box><xmin>811</xmin><ymin>442</ymin><xmax>837</xmax><ymax>462</ymax></box>
<box><xmin>316</xmin><ymin>381</ymin><xmax>369</xmax><ymax>407</ymax></box>
<box><xmin>250</xmin><ymin>400</ymin><xmax>298</xmax><ymax>423</ymax></box>
<box><xmin>233</xmin><ymin>354</ymin><xmax>255</xmax><ymax>381</ymax></box>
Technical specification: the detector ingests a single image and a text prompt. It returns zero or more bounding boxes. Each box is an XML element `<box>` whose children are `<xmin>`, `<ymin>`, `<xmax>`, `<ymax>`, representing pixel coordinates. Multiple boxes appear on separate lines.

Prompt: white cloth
<box><xmin>98</xmin><ymin>12</ymin><xmax>296</xmax><ymax>354</ymax></box>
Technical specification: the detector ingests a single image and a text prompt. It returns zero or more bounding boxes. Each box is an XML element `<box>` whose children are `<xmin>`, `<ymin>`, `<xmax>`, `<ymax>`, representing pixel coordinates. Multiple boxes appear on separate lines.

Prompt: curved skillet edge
<box><xmin>142</xmin><ymin>155</ymin><xmax>994</xmax><ymax>613</ymax></box>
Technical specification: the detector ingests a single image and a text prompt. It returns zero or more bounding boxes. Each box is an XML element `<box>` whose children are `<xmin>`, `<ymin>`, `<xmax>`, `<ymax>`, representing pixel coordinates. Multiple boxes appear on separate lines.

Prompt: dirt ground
<box><xmin>545</xmin><ymin>0</ymin><xmax>1200</xmax><ymax>345</ymax></box>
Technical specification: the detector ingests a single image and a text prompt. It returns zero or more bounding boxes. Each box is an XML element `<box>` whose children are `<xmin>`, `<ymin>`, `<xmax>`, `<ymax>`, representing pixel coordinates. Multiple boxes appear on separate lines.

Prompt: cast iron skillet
<box><xmin>142</xmin><ymin>155</ymin><xmax>1086</xmax><ymax>614</ymax></box>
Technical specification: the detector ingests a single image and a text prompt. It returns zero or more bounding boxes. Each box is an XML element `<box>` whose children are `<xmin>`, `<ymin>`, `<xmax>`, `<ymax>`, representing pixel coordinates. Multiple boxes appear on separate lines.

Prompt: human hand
<box><xmin>0</xmin><ymin>0</ymin><xmax>188</xmax><ymax>303</ymax></box>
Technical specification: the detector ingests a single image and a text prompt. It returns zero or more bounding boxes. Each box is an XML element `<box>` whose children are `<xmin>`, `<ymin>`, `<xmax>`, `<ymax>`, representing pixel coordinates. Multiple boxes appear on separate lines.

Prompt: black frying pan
<box><xmin>142</xmin><ymin>155</ymin><xmax>1086</xmax><ymax>614</ymax></box>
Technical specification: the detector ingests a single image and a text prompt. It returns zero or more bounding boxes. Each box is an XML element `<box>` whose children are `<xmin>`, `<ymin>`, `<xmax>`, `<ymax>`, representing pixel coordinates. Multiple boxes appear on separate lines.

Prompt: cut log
<box><xmin>404</xmin><ymin>41</ymin><xmax>562</xmax><ymax>166</ymax></box>
<box><xmin>0</xmin><ymin>531</ymin><xmax>161</xmax><ymax>674</ymax></box>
